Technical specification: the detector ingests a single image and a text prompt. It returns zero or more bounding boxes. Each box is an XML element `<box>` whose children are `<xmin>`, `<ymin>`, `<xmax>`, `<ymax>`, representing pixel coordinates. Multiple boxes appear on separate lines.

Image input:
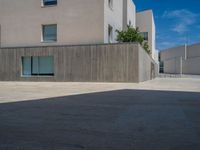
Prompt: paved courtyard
<box><xmin>0</xmin><ymin>78</ymin><xmax>200</xmax><ymax>150</ymax></box>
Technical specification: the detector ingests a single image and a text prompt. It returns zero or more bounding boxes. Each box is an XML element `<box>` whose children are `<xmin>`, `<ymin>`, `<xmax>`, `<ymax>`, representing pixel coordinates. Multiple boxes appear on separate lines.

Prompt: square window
<box><xmin>42</xmin><ymin>24</ymin><xmax>57</xmax><ymax>42</ymax></box>
<box><xmin>43</xmin><ymin>0</ymin><xmax>57</xmax><ymax>6</ymax></box>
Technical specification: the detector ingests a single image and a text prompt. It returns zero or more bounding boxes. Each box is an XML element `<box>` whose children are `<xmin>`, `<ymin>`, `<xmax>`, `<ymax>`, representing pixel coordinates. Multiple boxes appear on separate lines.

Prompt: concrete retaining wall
<box><xmin>0</xmin><ymin>43</ymin><xmax>158</xmax><ymax>82</ymax></box>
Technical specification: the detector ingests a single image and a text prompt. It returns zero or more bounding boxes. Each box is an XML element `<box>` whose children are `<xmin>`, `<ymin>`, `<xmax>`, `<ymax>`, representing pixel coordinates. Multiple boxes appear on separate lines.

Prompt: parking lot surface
<box><xmin>0</xmin><ymin>78</ymin><xmax>200</xmax><ymax>150</ymax></box>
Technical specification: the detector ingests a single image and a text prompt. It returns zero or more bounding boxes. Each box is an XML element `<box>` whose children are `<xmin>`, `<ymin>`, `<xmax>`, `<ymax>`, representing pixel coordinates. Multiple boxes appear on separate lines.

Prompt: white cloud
<box><xmin>162</xmin><ymin>9</ymin><xmax>198</xmax><ymax>34</ymax></box>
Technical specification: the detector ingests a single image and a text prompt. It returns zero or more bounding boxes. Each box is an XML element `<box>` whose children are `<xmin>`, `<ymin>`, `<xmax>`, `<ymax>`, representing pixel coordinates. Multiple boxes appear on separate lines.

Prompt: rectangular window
<box><xmin>43</xmin><ymin>0</ymin><xmax>57</xmax><ymax>6</ymax></box>
<box><xmin>42</xmin><ymin>24</ymin><xmax>57</xmax><ymax>42</ymax></box>
<box><xmin>108</xmin><ymin>0</ymin><xmax>113</xmax><ymax>9</ymax></box>
<box><xmin>22</xmin><ymin>56</ymin><xmax>54</xmax><ymax>76</ymax></box>
<box><xmin>140</xmin><ymin>32</ymin><xmax>148</xmax><ymax>41</ymax></box>
<box><xmin>108</xmin><ymin>25</ymin><xmax>113</xmax><ymax>43</ymax></box>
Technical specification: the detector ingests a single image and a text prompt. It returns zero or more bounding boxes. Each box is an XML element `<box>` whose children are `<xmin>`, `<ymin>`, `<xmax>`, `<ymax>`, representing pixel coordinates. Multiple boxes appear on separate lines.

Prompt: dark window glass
<box><xmin>42</xmin><ymin>24</ymin><xmax>57</xmax><ymax>42</ymax></box>
<box><xmin>140</xmin><ymin>32</ymin><xmax>148</xmax><ymax>41</ymax></box>
<box><xmin>108</xmin><ymin>0</ymin><xmax>113</xmax><ymax>9</ymax></box>
<box><xmin>108</xmin><ymin>25</ymin><xmax>113</xmax><ymax>43</ymax></box>
<box><xmin>43</xmin><ymin>0</ymin><xmax>57</xmax><ymax>6</ymax></box>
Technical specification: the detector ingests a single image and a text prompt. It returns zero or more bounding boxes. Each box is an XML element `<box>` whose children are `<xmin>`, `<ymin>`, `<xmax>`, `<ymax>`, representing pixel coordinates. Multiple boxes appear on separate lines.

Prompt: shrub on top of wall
<box><xmin>116</xmin><ymin>25</ymin><xmax>151</xmax><ymax>54</ymax></box>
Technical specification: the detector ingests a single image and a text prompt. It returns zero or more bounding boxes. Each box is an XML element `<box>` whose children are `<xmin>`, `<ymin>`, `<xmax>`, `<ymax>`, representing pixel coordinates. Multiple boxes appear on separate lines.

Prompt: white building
<box><xmin>0</xmin><ymin>0</ymin><xmax>156</xmax><ymax>59</ymax></box>
<box><xmin>136</xmin><ymin>9</ymin><xmax>156</xmax><ymax>60</ymax></box>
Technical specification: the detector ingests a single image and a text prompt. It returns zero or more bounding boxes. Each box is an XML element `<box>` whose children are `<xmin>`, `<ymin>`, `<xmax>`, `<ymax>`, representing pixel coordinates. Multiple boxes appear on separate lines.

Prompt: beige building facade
<box><xmin>0</xmin><ymin>0</ymin><xmax>137</xmax><ymax>47</ymax></box>
<box><xmin>136</xmin><ymin>10</ymin><xmax>156</xmax><ymax>60</ymax></box>
<box><xmin>160</xmin><ymin>42</ymin><xmax>200</xmax><ymax>75</ymax></box>
<box><xmin>0</xmin><ymin>0</ymin><xmax>159</xmax><ymax>82</ymax></box>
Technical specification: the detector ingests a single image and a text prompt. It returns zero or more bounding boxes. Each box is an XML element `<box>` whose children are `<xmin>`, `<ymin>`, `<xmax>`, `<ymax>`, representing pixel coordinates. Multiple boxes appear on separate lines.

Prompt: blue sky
<box><xmin>133</xmin><ymin>0</ymin><xmax>200</xmax><ymax>51</ymax></box>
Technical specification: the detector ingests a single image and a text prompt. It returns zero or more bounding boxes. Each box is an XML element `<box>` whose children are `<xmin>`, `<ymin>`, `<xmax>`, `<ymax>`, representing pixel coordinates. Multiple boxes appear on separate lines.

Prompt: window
<box><xmin>108</xmin><ymin>0</ymin><xmax>113</xmax><ymax>9</ymax></box>
<box><xmin>160</xmin><ymin>61</ymin><xmax>164</xmax><ymax>73</ymax></box>
<box><xmin>43</xmin><ymin>0</ymin><xmax>57</xmax><ymax>6</ymax></box>
<box><xmin>22</xmin><ymin>56</ymin><xmax>54</xmax><ymax>76</ymax></box>
<box><xmin>108</xmin><ymin>25</ymin><xmax>113</xmax><ymax>43</ymax></box>
<box><xmin>140</xmin><ymin>32</ymin><xmax>148</xmax><ymax>41</ymax></box>
<box><xmin>42</xmin><ymin>24</ymin><xmax>57</xmax><ymax>42</ymax></box>
<box><xmin>129</xmin><ymin>20</ymin><xmax>132</xmax><ymax>26</ymax></box>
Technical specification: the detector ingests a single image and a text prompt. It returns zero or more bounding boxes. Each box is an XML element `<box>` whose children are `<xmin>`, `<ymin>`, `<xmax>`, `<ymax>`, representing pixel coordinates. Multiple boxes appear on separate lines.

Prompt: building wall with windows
<box><xmin>0</xmin><ymin>43</ymin><xmax>158</xmax><ymax>82</ymax></box>
<box><xmin>0</xmin><ymin>0</ymin><xmax>137</xmax><ymax>47</ymax></box>
<box><xmin>136</xmin><ymin>10</ymin><xmax>156</xmax><ymax>60</ymax></box>
<box><xmin>0</xmin><ymin>0</ymin><xmax>105</xmax><ymax>47</ymax></box>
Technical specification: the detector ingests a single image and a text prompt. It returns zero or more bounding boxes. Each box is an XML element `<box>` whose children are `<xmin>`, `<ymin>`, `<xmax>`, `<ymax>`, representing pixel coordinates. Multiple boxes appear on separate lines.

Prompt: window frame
<box><xmin>21</xmin><ymin>56</ymin><xmax>54</xmax><ymax>77</ymax></box>
<box><xmin>42</xmin><ymin>24</ymin><xmax>57</xmax><ymax>43</ymax></box>
<box><xmin>42</xmin><ymin>0</ymin><xmax>57</xmax><ymax>7</ymax></box>
<box><xmin>140</xmin><ymin>32</ymin><xmax>149</xmax><ymax>41</ymax></box>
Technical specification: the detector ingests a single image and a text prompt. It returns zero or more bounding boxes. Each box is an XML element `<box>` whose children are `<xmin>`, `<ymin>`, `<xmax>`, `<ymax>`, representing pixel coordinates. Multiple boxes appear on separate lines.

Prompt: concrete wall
<box><xmin>160</xmin><ymin>45</ymin><xmax>186</xmax><ymax>61</ymax></box>
<box><xmin>187</xmin><ymin>43</ymin><xmax>200</xmax><ymax>58</ymax></box>
<box><xmin>163</xmin><ymin>57</ymin><xmax>182</xmax><ymax>74</ymax></box>
<box><xmin>0</xmin><ymin>43</ymin><xmax>157</xmax><ymax>82</ymax></box>
<box><xmin>136</xmin><ymin>10</ymin><xmax>156</xmax><ymax>60</ymax></box>
<box><xmin>182</xmin><ymin>57</ymin><xmax>200</xmax><ymax>75</ymax></box>
<box><xmin>160</xmin><ymin>43</ymin><xmax>200</xmax><ymax>75</ymax></box>
<box><xmin>138</xmin><ymin>45</ymin><xmax>158</xmax><ymax>82</ymax></box>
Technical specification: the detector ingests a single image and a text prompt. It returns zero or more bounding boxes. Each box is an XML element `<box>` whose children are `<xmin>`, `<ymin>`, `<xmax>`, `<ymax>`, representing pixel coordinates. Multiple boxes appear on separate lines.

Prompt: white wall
<box><xmin>136</xmin><ymin>10</ymin><xmax>156</xmax><ymax>60</ymax></box>
<box><xmin>122</xmin><ymin>0</ymin><xmax>136</xmax><ymax>30</ymax></box>
<box><xmin>127</xmin><ymin>0</ymin><xmax>136</xmax><ymax>27</ymax></box>
<box><xmin>104</xmin><ymin>0</ymin><xmax>123</xmax><ymax>43</ymax></box>
<box><xmin>0</xmin><ymin>0</ymin><xmax>105</xmax><ymax>47</ymax></box>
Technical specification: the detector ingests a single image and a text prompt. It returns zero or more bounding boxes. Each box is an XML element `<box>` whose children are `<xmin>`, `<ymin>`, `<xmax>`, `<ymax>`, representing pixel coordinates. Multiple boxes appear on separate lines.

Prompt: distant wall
<box><xmin>0</xmin><ymin>43</ymin><xmax>157</xmax><ymax>82</ymax></box>
<box><xmin>182</xmin><ymin>57</ymin><xmax>200</xmax><ymax>75</ymax></box>
<box><xmin>160</xmin><ymin>45</ymin><xmax>185</xmax><ymax>61</ymax></box>
<box><xmin>163</xmin><ymin>57</ymin><xmax>182</xmax><ymax>74</ymax></box>
<box><xmin>160</xmin><ymin>43</ymin><xmax>200</xmax><ymax>75</ymax></box>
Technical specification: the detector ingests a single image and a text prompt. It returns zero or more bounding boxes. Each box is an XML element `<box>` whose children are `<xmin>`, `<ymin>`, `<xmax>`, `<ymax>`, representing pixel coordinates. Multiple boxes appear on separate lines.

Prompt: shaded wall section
<box><xmin>0</xmin><ymin>43</ymin><xmax>158</xmax><ymax>82</ymax></box>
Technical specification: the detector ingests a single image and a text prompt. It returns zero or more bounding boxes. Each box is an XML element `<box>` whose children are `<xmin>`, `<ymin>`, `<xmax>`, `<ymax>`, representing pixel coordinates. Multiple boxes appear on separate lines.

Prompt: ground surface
<box><xmin>0</xmin><ymin>78</ymin><xmax>200</xmax><ymax>150</ymax></box>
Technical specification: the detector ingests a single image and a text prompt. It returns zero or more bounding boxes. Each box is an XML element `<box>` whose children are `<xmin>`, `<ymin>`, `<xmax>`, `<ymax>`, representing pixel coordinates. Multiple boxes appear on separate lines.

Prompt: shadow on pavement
<box><xmin>0</xmin><ymin>89</ymin><xmax>200</xmax><ymax>150</ymax></box>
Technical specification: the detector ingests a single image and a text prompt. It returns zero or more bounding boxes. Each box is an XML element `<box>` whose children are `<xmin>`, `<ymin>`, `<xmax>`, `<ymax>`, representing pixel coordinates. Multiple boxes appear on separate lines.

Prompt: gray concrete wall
<box><xmin>187</xmin><ymin>43</ymin><xmax>200</xmax><ymax>58</ymax></box>
<box><xmin>0</xmin><ymin>43</ymin><xmax>157</xmax><ymax>82</ymax></box>
<box><xmin>160</xmin><ymin>45</ymin><xmax>185</xmax><ymax>61</ymax></box>
<box><xmin>138</xmin><ymin>45</ymin><xmax>158</xmax><ymax>82</ymax></box>
<box><xmin>182</xmin><ymin>57</ymin><xmax>200</xmax><ymax>75</ymax></box>
<box><xmin>163</xmin><ymin>57</ymin><xmax>182</xmax><ymax>74</ymax></box>
<box><xmin>160</xmin><ymin>43</ymin><xmax>200</xmax><ymax>75</ymax></box>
